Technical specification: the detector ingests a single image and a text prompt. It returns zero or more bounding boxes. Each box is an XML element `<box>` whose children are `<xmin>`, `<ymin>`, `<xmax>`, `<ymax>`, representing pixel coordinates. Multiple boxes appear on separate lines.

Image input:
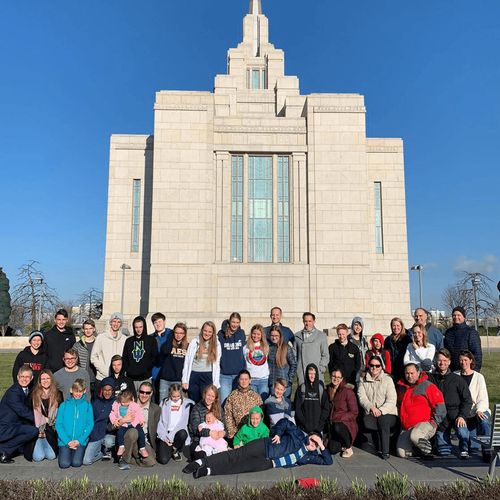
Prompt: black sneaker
<box><xmin>193</xmin><ymin>466</ymin><xmax>209</xmax><ymax>479</ymax></box>
<box><xmin>102</xmin><ymin>449</ymin><xmax>112</xmax><ymax>461</ymax></box>
<box><xmin>182</xmin><ymin>461</ymin><xmax>201</xmax><ymax>474</ymax></box>
<box><xmin>460</xmin><ymin>451</ymin><xmax>469</xmax><ymax>460</ymax></box>
<box><xmin>172</xmin><ymin>450</ymin><xmax>182</xmax><ymax>462</ymax></box>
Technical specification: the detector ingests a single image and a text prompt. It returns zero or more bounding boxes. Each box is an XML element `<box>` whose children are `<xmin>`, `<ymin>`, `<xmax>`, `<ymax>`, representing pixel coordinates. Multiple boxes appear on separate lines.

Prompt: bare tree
<box><xmin>11</xmin><ymin>261</ymin><xmax>60</xmax><ymax>331</ymax></box>
<box><xmin>0</xmin><ymin>267</ymin><xmax>12</xmax><ymax>336</ymax></box>
<box><xmin>77</xmin><ymin>287</ymin><xmax>103</xmax><ymax>320</ymax></box>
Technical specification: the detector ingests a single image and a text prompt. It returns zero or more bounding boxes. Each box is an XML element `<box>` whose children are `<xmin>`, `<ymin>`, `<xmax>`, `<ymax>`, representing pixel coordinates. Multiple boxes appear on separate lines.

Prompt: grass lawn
<box><xmin>1</xmin><ymin>351</ymin><xmax>499</xmax><ymax>404</ymax></box>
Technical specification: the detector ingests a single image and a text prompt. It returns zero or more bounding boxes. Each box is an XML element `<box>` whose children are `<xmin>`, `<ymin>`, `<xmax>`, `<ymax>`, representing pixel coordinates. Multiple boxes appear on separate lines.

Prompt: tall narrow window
<box><xmin>252</xmin><ymin>69</ymin><xmax>260</xmax><ymax>89</ymax></box>
<box><xmin>374</xmin><ymin>181</ymin><xmax>384</xmax><ymax>254</ymax></box>
<box><xmin>231</xmin><ymin>156</ymin><xmax>243</xmax><ymax>262</ymax></box>
<box><xmin>131</xmin><ymin>179</ymin><xmax>141</xmax><ymax>252</ymax></box>
<box><xmin>248</xmin><ymin>156</ymin><xmax>272</xmax><ymax>262</ymax></box>
<box><xmin>277</xmin><ymin>156</ymin><xmax>290</xmax><ymax>262</ymax></box>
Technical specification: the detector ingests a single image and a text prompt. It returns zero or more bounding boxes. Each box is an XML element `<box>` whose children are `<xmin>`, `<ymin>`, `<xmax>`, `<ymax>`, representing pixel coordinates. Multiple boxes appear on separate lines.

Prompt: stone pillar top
<box><xmin>249</xmin><ymin>0</ymin><xmax>262</xmax><ymax>15</ymax></box>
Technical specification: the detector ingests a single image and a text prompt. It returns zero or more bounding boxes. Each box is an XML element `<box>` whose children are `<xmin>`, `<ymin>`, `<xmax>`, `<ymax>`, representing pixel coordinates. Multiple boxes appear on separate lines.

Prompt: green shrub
<box><xmin>374</xmin><ymin>472</ymin><xmax>410</xmax><ymax>499</ymax></box>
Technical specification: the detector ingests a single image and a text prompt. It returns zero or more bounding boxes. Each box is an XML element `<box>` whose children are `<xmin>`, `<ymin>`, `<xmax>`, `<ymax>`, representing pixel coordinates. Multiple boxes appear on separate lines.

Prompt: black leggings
<box><xmin>363</xmin><ymin>414</ymin><xmax>398</xmax><ymax>455</ymax></box>
<box><xmin>203</xmin><ymin>438</ymin><xmax>273</xmax><ymax>475</ymax></box>
<box><xmin>156</xmin><ymin>430</ymin><xmax>188</xmax><ymax>464</ymax></box>
<box><xmin>328</xmin><ymin>422</ymin><xmax>352</xmax><ymax>454</ymax></box>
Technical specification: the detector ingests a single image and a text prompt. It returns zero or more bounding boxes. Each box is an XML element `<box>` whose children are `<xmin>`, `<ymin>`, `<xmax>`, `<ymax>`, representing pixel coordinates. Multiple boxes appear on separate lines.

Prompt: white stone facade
<box><xmin>102</xmin><ymin>2</ymin><xmax>411</xmax><ymax>335</ymax></box>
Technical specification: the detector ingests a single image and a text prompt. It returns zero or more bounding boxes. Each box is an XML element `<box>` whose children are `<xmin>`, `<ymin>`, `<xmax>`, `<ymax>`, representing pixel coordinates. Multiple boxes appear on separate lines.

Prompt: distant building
<box><xmin>102</xmin><ymin>1</ymin><xmax>411</xmax><ymax>333</ymax></box>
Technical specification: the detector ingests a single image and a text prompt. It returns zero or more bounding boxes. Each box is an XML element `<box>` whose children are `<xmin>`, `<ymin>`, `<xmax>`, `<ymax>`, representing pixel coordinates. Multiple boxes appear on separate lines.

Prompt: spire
<box><xmin>249</xmin><ymin>0</ymin><xmax>262</xmax><ymax>15</ymax></box>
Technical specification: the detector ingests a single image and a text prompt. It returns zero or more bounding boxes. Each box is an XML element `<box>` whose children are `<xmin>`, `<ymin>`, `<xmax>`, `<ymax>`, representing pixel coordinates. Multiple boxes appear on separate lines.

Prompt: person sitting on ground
<box><xmin>12</xmin><ymin>330</ymin><xmax>48</xmax><ymax>384</ymax></box>
<box><xmin>328</xmin><ymin>324</ymin><xmax>361</xmax><ymax>387</ymax></box>
<box><xmin>156</xmin><ymin>384</ymin><xmax>194</xmax><ymax>464</ymax></box>
<box><xmin>54</xmin><ymin>348</ymin><xmax>91</xmax><ymax>401</ymax></box>
<box><xmin>195</xmin><ymin>410</ymin><xmax>228</xmax><ymax>456</ymax></box>
<box><xmin>294</xmin><ymin>363</ymin><xmax>330</xmax><ymax>435</ymax></box>
<box><xmin>55</xmin><ymin>378</ymin><xmax>94</xmax><ymax>469</ymax></box>
<box><xmin>357</xmin><ymin>356</ymin><xmax>398</xmax><ymax>460</ymax></box>
<box><xmin>403</xmin><ymin>324</ymin><xmax>435</xmax><ymax>373</ymax></box>
<box><xmin>83</xmin><ymin>377</ymin><xmax>116</xmax><ymax>465</ymax></box>
<box><xmin>429</xmin><ymin>348</ymin><xmax>473</xmax><ymax>458</ymax></box>
<box><xmin>233</xmin><ymin>406</ymin><xmax>269</xmax><ymax>448</ymax></box>
<box><xmin>0</xmin><ymin>367</ymin><xmax>39</xmax><ymax>464</ymax></box>
<box><xmin>396</xmin><ymin>362</ymin><xmax>446</xmax><ymax>459</ymax></box>
<box><xmin>109</xmin><ymin>354</ymin><xmax>136</xmax><ymax>399</ymax></box>
<box><xmin>109</xmin><ymin>390</ymin><xmax>148</xmax><ymax>462</ymax></box>
<box><xmin>267</xmin><ymin>326</ymin><xmax>297</xmax><ymax>398</ymax></box>
<box><xmin>183</xmin><ymin>417</ymin><xmax>332</xmax><ymax>478</ymax></box>
<box><xmin>326</xmin><ymin>367</ymin><xmax>358</xmax><ymax>458</ymax></box>
<box><xmin>224</xmin><ymin>370</ymin><xmax>263</xmax><ymax>441</ymax></box>
<box><xmin>25</xmin><ymin>369</ymin><xmax>62</xmax><ymax>462</ymax></box>
<box><xmin>188</xmin><ymin>384</ymin><xmax>225</xmax><ymax>461</ymax></box>
<box><xmin>456</xmin><ymin>350</ymin><xmax>491</xmax><ymax>454</ymax></box>
<box><xmin>264</xmin><ymin>378</ymin><xmax>294</xmax><ymax>428</ymax></box>
<box><xmin>384</xmin><ymin>317</ymin><xmax>411</xmax><ymax>383</ymax></box>
<box><xmin>365</xmin><ymin>333</ymin><xmax>392</xmax><ymax>375</ymax></box>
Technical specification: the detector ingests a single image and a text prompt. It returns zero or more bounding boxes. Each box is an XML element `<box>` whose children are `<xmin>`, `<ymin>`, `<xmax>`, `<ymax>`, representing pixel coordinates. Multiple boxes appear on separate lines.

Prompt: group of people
<box><xmin>0</xmin><ymin>304</ymin><xmax>491</xmax><ymax>478</ymax></box>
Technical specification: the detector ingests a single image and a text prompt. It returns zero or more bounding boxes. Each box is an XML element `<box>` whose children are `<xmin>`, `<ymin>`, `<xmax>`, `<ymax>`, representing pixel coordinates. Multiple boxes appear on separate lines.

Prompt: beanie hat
<box><xmin>452</xmin><ymin>306</ymin><xmax>466</xmax><ymax>318</ymax></box>
<box><xmin>29</xmin><ymin>330</ymin><xmax>44</xmax><ymax>342</ymax></box>
<box><xmin>109</xmin><ymin>312</ymin><xmax>123</xmax><ymax>324</ymax></box>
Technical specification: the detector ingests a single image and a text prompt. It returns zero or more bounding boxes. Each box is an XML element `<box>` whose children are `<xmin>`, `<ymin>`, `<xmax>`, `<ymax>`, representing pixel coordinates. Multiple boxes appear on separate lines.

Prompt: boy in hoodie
<box><xmin>55</xmin><ymin>378</ymin><xmax>94</xmax><ymax>468</ymax></box>
<box><xmin>233</xmin><ymin>406</ymin><xmax>270</xmax><ymax>447</ymax></box>
<box><xmin>349</xmin><ymin>317</ymin><xmax>369</xmax><ymax>371</ymax></box>
<box><xmin>365</xmin><ymin>333</ymin><xmax>392</xmax><ymax>375</ymax></box>
<box><xmin>83</xmin><ymin>377</ymin><xmax>116</xmax><ymax>465</ymax></box>
<box><xmin>12</xmin><ymin>330</ymin><xmax>47</xmax><ymax>383</ymax></box>
<box><xmin>328</xmin><ymin>324</ymin><xmax>360</xmax><ymax>387</ymax></box>
<box><xmin>109</xmin><ymin>355</ymin><xmax>137</xmax><ymax>399</ymax></box>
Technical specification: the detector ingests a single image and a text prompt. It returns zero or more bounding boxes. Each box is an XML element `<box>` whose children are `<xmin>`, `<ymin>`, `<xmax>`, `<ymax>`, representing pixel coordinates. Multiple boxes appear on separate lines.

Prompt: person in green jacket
<box><xmin>55</xmin><ymin>378</ymin><xmax>94</xmax><ymax>469</ymax></box>
<box><xmin>233</xmin><ymin>406</ymin><xmax>269</xmax><ymax>447</ymax></box>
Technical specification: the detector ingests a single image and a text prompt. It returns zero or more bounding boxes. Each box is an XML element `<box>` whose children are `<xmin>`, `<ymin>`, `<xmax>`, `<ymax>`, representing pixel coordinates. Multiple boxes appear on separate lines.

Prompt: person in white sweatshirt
<box><xmin>404</xmin><ymin>324</ymin><xmax>435</xmax><ymax>373</ymax></box>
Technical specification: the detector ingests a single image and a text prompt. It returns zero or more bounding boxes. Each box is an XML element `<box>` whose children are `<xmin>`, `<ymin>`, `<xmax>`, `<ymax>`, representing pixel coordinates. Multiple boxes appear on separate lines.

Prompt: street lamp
<box><xmin>411</xmin><ymin>265</ymin><xmax>424</xmax><ymax>308</ymax></box>
<box><xmin>120</xmin><ymin>264</ymin><xmax>131</xmax><ymax>316</ymax></box>
<box><xmin>471</xmin><ymin>275</ymin><xmax>481</xmax><ymax>331</ymax></box>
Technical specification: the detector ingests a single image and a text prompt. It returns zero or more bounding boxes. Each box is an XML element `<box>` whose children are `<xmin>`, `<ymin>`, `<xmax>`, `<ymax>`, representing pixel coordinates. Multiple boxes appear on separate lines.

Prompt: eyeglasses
<box><xmin>64</xmin><ymin>357</ymin><xmax>77</xmax><ymax>361</ymax></box>
<box><xmin>139</xmin><ymin>390</ymin><xmax>152</xmax><ymax>395</ymax></box>
<box><xmin>369</xmin><ymin>364</ymin><xmax>381</xmax><ymax>368</ymax></box>
<box><xmin>331</xmin><ymin>376</ymin><xmax>343</xmax><ymax>380</ymax></box>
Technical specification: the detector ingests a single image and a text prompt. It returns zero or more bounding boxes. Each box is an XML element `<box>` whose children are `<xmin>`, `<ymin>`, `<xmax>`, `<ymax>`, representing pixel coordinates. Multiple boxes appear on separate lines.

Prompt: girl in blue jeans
<box><xmin>55</xmin><ymin>378</ymin><xmax>94</xmax><ymax>468</ymax></box>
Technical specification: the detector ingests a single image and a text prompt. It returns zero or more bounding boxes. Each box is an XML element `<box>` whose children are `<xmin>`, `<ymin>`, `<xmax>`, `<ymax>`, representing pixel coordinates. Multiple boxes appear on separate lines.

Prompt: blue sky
<box><xmin>1</xmin><ymin>0</ymin><xmax>499</xmax><ymax>311</ymax></box>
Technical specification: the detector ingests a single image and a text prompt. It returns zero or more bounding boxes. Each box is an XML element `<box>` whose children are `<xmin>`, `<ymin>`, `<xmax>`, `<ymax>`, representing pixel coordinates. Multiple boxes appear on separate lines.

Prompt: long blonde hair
<box><xmin>196</xmin><ymin>321</ymin><xmax>218</xmax><ymax>363</ymax></box>
<box><xmin>269</xmin><ymin>325</ymin><xmax>288</xmax><ymax>368</ymax></box>
<box><xmin>202</xmin><ymin>384</ymin><xmax>222</xmax><ymax>420</ymax></box>
<box><xmin>246</xmin><ymin>324</ymin><xmax>269</xmax><ymax>356</ymax></box>
<box><xmin>412</xmin><ymin>324</ymin><xmax>428</xmax><ymax>348</ymax></box>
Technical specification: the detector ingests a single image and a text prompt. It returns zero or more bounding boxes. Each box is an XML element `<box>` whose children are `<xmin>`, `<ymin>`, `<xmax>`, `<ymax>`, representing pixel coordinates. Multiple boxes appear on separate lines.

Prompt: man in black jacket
<box><xmin>44</xmin><ymin>309</ymin><xmax>76</xmax><ymax>372</ymax></box>
<box><xmin>0</xmin><ymin>366</ymin><xmax>38</xmax><ymax>463</ymax></box>
<box><xmin>430</xmin><ymin>348</ymin><xmax>473</xmax><ymax>458</ymax></box>
<box><xmin>328</xmin><ymin>324</ymin><xmax>360</xmax><ymax>386</ymax></box>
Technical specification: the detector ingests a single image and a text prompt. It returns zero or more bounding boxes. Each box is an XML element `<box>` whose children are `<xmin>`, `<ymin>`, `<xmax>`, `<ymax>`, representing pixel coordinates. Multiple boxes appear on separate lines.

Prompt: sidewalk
<box><xmin>0</xmin><ymin>446</ymin><xmax>492</xmax><ymax>488</ymax></box>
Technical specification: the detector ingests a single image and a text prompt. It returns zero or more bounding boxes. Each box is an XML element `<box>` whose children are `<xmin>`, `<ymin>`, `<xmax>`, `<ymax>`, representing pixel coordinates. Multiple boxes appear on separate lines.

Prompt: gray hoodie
<box><xmin>294</xmin><ymin>327</ymin><xmax>329</xmax><ymax>385</ymax></box>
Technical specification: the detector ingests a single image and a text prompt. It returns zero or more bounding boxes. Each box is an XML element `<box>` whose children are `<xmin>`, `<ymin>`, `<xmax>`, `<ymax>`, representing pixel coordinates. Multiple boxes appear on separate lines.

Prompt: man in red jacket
<box><xmin>396</xmin><ymin>362</ymin><xmax>446</xmax><ymax>458</ymax></box>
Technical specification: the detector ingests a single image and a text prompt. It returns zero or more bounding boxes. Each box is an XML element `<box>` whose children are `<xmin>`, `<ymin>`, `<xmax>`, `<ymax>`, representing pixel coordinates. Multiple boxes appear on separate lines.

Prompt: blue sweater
<box><xmin>217</xmin><ymin>329</ymin><xmax>246</xmax><ymax>375</ymax></box>
<box><xmin>55</xmin><ymin>396</ymin><xmax>94</xmax><ymax>446</ymax></box>
<box><xmin>444</xmin><ymin>322</ymin><xmax>482</xmax><ymax>372</ymax></box>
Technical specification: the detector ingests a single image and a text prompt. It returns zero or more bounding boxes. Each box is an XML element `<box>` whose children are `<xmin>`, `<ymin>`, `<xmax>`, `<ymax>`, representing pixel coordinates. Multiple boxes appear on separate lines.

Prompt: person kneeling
<box><xmin>183</xmin><ymin>417</ymin><xmax>332</xmax><ymax>478</ymax></box>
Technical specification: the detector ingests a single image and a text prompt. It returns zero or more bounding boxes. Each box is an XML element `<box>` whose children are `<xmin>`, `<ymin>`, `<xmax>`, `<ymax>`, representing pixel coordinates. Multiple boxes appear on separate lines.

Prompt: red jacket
<box><xmin>365</xmin><ymin>333</ymin><xmax>392</xmax><ymax>375</ymax></box>
<box><xmin>396</xmin><ymin>372</ymin><xmax>446</xmax><ymax>430</ymax></box>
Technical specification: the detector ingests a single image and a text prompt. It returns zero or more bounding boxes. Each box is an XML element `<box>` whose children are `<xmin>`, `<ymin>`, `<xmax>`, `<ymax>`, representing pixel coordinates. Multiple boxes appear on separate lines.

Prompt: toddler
<box><xmin>195</xmin><ymin>411</ymin><xmax>228</xmax><ymax>456</ymax></box>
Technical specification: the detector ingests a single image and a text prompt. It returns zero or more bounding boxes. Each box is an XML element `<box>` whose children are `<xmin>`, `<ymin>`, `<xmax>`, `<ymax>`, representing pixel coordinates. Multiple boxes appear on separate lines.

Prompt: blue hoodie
<box><xmin>55</xmin><ymin>395</ymin><xmax>94</xmax><ymax>446</ymax></box>
<box><xmin>217</xmin><ymin>328</ymin><xmax>246</xmax><ymax>375</ymax></box>
<box><xmin>89</xmin><ymin>377</ymin><xmax>116</xmax><ymax>442</ymax></box>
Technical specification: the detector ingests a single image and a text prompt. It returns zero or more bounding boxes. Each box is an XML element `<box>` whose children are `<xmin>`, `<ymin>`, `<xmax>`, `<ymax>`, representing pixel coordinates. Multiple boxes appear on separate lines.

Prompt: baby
<box><xmin>109</xmin><ymin>390</ymin><xmax>148</xmax><ymax>459</ymax></box>
<box><xmin>195</xmin><ymin>411</ymin><xmax>228</xmax><ymax>456</ymax></box>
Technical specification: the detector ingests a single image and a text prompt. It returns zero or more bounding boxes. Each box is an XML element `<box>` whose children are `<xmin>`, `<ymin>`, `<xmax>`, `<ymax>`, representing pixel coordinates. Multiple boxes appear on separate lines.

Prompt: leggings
<box><xmin>363</xmin><ymin>414</ymin><xmax>398</xmax><ymax>455</ymax></box>
<box><xmin>156</xmin><ymin>429</ymin><xmax>188</xmax><ymax>464</ymax></box>
<box><xmin>328</xmin><ymin>421</ymin><xmax>352</xmax><ymax>454</ymax></box>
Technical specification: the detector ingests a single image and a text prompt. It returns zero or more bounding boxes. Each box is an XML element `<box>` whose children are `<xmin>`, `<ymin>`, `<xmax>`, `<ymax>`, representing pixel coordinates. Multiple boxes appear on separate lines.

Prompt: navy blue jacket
<box><xmin>264</xmin><ymin>418</ymin><xmax>333</xmax><ymax>466</ymax></box>
<box><xmin>444</xmin><ymin>322</ymin><xmax>482</xmax><ymax>372</ymax></box>
<box><xmin>217</xmin><ymin>329</ymin><xmax>246</xmax><ymax>375</ymax></box>
<box><xmin>89</xmin><ymin>379</ymin><xmax>116</xmax><ymax>442</ymax></box>
<box><xmin>264</xmin><ymin>324</ymin><xmax>295</xmax><ymax>345</ymax></box>
<box><xmin>0</xmin><ymin>383</ymin><xmax>36</xmax><ymax>439</ymax></box>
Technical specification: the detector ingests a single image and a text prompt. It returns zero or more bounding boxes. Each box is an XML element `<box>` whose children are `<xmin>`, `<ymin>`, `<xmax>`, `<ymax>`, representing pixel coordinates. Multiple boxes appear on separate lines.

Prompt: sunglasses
<box><xmin>139</xmin><ymin>390</ymin><xmax>152</xmax><ymax>395</ymax></box>
<box><xmin>369</xmin><ymin>364</ymin><xmax>381</xmax><ymax>368</ymax></box>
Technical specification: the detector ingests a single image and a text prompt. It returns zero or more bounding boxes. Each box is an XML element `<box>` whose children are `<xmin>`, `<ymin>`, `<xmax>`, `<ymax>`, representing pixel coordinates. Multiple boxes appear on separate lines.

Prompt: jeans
<box><xmin>188</xmin><ymin>371</ymin><xmax>213</xmax><ymax>404</ymax></box>
<box><xmin>251</xmin><ymin>377</ymin><xmax>269</xmax><ymax>400</ymax></box>
<box><xmin>83</xmin><ymin>434</ymin><xmax>116</xmax><ymax>465</ymax></box>
<box><xmin>436</xmin><ymin>420</ymin><xmax>470</xmax><ymax>455</ymax></box>
<box><xmin>219</xmin><ymin>373</ymin><xmax>238</xmax><ymax>404</ymax></box>
<box><xmin>117</xmin><ymin>425</ymin><xmax>146</xmax><ymax>449</ymax></box>
<box><xmin>58</xmin><ymin>445</ymin><xmax>86</xmax><ymax>468</ymax></box>
<box><xmin>32</xmin><ymin>437</ymin><xmax>56</xmax><ymax>462</ymax></box>
<box><xmin>159</xmin><ymin>380</ymin><xmax>182</xmax><ymax>403</ymax></box>
<box><xmin>467</xmin><ymin>411</ymin><xmax>491</xmax><ymax>451</ymax></box>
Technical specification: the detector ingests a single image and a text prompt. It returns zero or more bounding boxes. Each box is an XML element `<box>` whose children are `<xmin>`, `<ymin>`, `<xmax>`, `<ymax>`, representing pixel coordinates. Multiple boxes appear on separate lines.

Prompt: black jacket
<box><xmin>12</xmin><ymin>346</ymin><xmax>48</xmax><ymax>383</ymax></box>
<box><xmin>44</xmin><ymin>326</ymin><xmax>76</xmax><ymax>372</ymax></box>
<box><xmin>328</xmin><ymin>340</ymin><xmax>360</xmax><ymax>385</ymax></box>
<box><xmin>430</xmin><ymin>370</ymin><xmax>473</xmax><ymax>429</ymax></box>
<box><xmin>160</xmin><ymin>335</ymin><xmax>187</xmax><ymax>381</ymax></box>
<box><xmin>294</xmin><ymin>363</ymin><xmax>330</xmax><ymax>434</ymax></box>
<box><xmin>122</xmin><ymin>334</ymin><xmax>158</xmax><ymax>381</ymax></box>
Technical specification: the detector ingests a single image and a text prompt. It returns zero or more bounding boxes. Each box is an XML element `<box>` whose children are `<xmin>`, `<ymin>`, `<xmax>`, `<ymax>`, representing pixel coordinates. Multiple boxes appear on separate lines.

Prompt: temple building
<box><xmin>102</xmin><ymin>0</ymin><xmax>411</xmax><ymax>333</ymax></box>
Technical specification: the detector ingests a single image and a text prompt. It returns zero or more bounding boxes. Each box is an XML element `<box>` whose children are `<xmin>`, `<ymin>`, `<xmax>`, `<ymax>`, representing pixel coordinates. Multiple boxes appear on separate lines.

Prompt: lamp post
<box><xmin>411</xmin><ymin>265</ymin><xmax>424</xmax><ymax>308</ymax></box>
<box><xmin>120</xmin><ymin>264</ymin><xmax>131</xmax><ymax>316</ymax></box>
<box><xmin>471</xmin><ymin>275</ymin><xmax>481</xmax><ymax>331</ymax></box>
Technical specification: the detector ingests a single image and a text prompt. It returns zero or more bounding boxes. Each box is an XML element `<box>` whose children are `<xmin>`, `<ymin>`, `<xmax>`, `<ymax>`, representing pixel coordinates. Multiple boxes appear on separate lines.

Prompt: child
<box><xmin>195</xmin><ymin>411</ymin><xmax>228</xmax><ymax>456</ymax></box>
<box><xmin>55</xmin><ymin>378</ymin><xmax>94</xmax><ymax>469</ymax></box>
<box><xmin>365</xmin><ymin>333</ymin><xmax>392</xmax><ymax>375</ymax></box>
<box><xmin>233</xmin><ymin>406</ymin><xmax>269</xmax><ymax>447</ymax></box>
<box><xmin>109</xmin><ymin>390</ymin><xmax>148</xmax><ymax>460</ymax></box>
<box><xmin>264</xmin><ymin>378</ymin><xmax>294</xmax><ymax>428</ymax></box>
